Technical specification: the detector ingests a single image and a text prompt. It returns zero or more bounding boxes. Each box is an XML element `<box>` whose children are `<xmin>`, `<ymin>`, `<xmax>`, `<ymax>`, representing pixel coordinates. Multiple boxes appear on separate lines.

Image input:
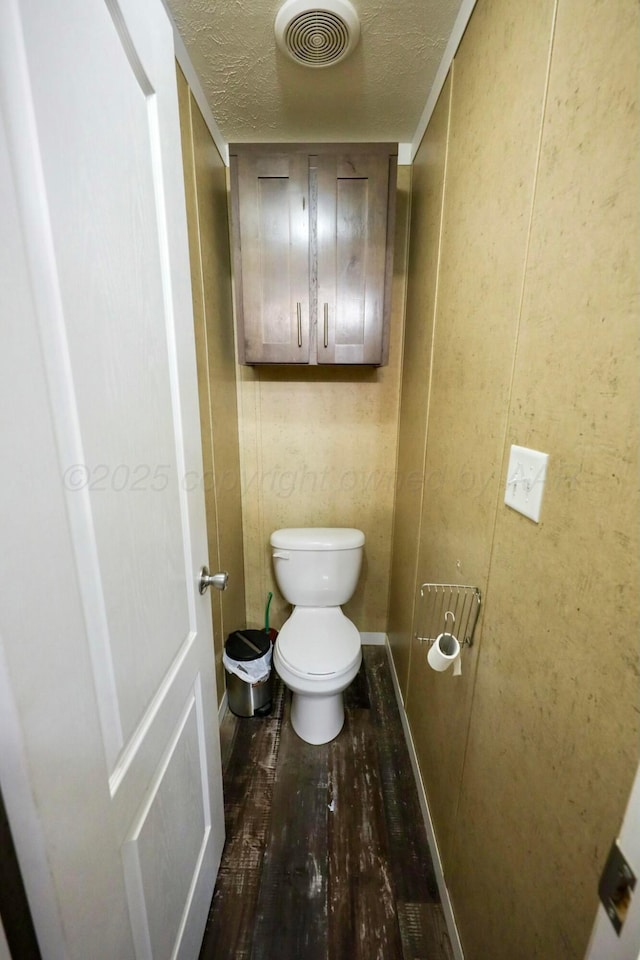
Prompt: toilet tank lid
<box><xmin>270</xmin><ymin>527</ymin><xmax>365</xmax><ymax>550</ymax></box>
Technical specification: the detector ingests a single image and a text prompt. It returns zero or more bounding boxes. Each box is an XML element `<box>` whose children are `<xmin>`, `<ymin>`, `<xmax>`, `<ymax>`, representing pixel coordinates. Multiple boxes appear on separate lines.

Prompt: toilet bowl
<box><xmin>270</xmin><ymin>527</ymin><xmax>364</xmax><ymax>745</ymax></box>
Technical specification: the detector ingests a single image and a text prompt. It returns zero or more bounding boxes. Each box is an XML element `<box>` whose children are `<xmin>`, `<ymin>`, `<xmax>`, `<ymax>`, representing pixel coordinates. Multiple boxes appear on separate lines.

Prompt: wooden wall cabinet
<box><xmin>229</xmin><ymin>143</ymin><xmax>397</xmax><ymax>366</ymax></box>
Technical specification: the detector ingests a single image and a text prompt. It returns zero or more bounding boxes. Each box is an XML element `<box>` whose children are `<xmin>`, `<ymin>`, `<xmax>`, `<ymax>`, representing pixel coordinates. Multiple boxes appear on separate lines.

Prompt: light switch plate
<box><xmin>504</xmin><ymin>444</ymin><xmax>549</xmax><ymax>522</ymax></box>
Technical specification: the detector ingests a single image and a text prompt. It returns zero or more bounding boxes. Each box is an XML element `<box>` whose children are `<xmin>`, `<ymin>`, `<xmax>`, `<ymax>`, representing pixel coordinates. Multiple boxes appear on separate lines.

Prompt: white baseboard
<box><xmin>383</xmin><ymin>638</ymin><xmax>465</xmax><ymax>960</ymax></box>
<box><xmin>360</xmin><ymin>631</ymin><xmax>387</xmax><ymax>646</ymax></box>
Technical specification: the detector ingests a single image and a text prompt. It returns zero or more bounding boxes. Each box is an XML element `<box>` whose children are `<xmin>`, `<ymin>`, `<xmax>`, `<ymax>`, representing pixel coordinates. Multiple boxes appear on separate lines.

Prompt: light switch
<box><xmin>504</xmin><ymin>444</ymin><xmax>549</xmax><ymax>522</ymax></box>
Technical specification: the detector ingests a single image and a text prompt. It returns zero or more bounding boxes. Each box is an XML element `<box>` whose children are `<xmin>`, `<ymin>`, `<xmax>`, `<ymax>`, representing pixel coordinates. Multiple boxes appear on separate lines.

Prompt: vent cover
<box><xmin>275</xmin><ymin>0</ymin><xmax>360</xmax><ymax>68</ymax></box>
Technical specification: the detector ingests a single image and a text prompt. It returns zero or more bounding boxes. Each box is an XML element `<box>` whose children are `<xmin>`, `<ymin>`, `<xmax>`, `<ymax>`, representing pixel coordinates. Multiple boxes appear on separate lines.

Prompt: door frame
<box><xmin>585</xmin><ymin>759</ymin><xmax>640</xmax><ymax>959</ymax></box>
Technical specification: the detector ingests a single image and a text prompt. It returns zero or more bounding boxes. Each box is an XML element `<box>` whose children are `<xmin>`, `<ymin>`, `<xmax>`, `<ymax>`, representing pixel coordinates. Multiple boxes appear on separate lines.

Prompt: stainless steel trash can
<box><xmin>224</xmin><ymin>630</ymin><xmax>273</xmax><ymax>718</ymax></box>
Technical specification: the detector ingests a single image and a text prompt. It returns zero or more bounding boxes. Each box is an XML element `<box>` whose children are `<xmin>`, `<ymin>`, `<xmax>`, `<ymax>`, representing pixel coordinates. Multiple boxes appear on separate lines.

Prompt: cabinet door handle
<box><xmin>323</xmin><ymin>303</ymin><xmax>329</xmax><ymax>348</ymax></box>
<box><xmin>297</xmin><ymin>302</ymin><xmax>302</xmax><ymax>348</ymax></box>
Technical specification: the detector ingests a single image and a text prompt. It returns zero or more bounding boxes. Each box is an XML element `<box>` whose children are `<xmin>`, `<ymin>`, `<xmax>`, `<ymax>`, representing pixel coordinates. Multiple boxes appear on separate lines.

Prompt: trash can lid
<box><xmin>225</xmin><ymin>629</ymin><xmax>271</xmax><ymax>662</ymax></box>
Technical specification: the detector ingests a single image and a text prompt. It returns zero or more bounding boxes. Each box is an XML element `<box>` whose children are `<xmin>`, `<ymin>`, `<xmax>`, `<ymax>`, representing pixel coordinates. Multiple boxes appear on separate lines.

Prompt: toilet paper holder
<box><xmin>416</xmin><ymin>583</ymin><xmax>482</xmax><ymax>650</ymax></box>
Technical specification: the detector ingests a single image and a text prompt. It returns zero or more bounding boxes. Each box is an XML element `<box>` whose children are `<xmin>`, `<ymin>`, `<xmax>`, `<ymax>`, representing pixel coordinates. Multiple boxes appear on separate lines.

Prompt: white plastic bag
<box><xmin>223</xmin><ymin>646</ymin><xmax>272</xmax><ymax>684</ymax></box>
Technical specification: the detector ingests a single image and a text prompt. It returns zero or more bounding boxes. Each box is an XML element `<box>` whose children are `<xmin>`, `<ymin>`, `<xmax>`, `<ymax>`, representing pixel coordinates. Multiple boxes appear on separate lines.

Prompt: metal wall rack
<box><xmin>416</xmin><ymin>582</ymin><xmax>482</xmax><ymax>649</ymax></box>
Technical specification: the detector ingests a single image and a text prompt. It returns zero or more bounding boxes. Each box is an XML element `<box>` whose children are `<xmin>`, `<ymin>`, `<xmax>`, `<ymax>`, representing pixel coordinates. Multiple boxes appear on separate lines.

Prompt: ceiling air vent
<box><xmin>275</xmin><ymin>0</ymin><xmax>360</xmax><ymax>69</ymax></box>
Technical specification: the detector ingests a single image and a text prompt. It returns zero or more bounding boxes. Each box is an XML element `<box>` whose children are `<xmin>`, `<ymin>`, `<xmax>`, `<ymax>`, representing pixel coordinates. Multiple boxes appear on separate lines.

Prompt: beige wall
<box><xmin>177</xmin><ymin>67</ymin><xmax>246</xmax><ymax>702</ymax></box>
<box><xmin>387</xmin><ymin>73</ymin><xmax>451</xmax><ymax>698</ymax></box>
<box><xmin>389</xmin><ymin>0</ymin><xmax>639</xmax><ymax>958</ymax></box>
<box><xmin>236</xmin><ymin>168</ymin><xmax>410</xmax><ymax>633</ymax></box>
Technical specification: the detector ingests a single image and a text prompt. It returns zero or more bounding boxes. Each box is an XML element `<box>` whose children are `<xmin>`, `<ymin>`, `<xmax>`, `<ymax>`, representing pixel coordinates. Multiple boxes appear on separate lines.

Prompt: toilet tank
<box><xmin>270</xmin><ymin>528</ymin><xmax>365</xmax><ymax>606</ymax></box>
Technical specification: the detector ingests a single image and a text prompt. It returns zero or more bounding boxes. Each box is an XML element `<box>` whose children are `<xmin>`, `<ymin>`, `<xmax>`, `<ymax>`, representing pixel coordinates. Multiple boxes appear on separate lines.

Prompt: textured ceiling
<box><xmin>167</xmin><ymin>0</ymin><xmax>464</xmax><ymax>143</ymax></box>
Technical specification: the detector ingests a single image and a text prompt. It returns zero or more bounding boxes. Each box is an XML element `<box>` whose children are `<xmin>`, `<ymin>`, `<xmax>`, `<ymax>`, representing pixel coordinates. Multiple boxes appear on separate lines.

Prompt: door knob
<box><xmin>198</xmin><ymin>566</ymin><xmax>229</xmax><ymax>594</ymax></box>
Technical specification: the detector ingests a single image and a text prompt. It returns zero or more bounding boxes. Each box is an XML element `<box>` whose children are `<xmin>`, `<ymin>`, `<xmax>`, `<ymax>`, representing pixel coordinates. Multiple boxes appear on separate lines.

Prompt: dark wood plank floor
<box><xmin>199</xmin><ymin>646</ymin><xmax>454</xmax><ymax>960</ymax></box>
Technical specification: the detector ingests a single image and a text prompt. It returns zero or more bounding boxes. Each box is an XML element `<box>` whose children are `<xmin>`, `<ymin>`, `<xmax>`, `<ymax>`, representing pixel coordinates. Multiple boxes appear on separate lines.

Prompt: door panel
<box><xmin>0</xmin><ymin>0</ymin><xmax>224</xmax><ymax>956</ymax></box>
<box><xmin>25</xmin><ymin>0</ymin><xmax>192</xmax><ymax>757</ymax></box>
<box><xmin>122</xmin><ymin>683</ymin><xmax>208</xmax><ymax>959</ymax></box>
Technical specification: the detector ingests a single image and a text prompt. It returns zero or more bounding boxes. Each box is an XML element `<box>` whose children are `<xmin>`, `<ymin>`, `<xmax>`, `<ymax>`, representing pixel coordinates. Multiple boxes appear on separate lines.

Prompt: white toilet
<box><xmin>271</xmin><ymin>527</ymin><xmax>364</xmax><ymax>745</ymax></box>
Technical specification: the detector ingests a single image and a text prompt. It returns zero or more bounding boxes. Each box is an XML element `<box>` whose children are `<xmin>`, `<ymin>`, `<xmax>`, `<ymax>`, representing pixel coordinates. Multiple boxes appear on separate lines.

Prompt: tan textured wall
<box><xmin>407</xmin><ymin>0</ymin><xmax>559</xmax><ymax>869</ymax></box>
<box><xmin>177</xmin><ymin>67</ymin><xmax>246</xmax><ymax>702</ymax></box>
<box><xmin>389</xmin><ymin>0</ymin><xmax>639</xmax><ymax>957</ymax></box>
<box><xmin>236</xmin><ymin>168</ymin><xmax>410</xmax><ymax>633</ymax></box>
<box><xmin>387</xmin><ymin>76</ymin><xmax>450</xmax><ymax>699</ymax></box>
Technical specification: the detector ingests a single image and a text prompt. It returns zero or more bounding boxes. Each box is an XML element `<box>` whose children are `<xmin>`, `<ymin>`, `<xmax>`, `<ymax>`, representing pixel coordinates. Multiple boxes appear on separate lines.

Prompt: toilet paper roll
<box><xmin>427</xmin><ymin>632</ymin><xmax>461</xmax><ymax>672</ymax></box>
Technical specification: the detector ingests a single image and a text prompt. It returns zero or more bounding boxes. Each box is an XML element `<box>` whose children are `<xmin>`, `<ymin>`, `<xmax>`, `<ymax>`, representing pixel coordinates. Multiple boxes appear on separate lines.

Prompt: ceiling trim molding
<box><xmin>161</xmin><ymin>0</ymin><xmax>230</xmax><ymax>165</ymax></box>
<box><xmin>410</xmin><ymin>0</ymin><xmax>478</xmax><ymax>162</ymax></box>
<box><xmin>397</xmin><ymin>143</ymin><xmax>413</xmax><ymax>165</ymax></box>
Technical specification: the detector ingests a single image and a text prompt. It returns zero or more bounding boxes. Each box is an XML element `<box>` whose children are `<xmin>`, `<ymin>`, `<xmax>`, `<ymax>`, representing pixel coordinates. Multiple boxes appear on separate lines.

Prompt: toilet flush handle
<box><xmin>272</xmin><ymin>550</ymin><xmax>290</xmax><ymax>560</ymax></box>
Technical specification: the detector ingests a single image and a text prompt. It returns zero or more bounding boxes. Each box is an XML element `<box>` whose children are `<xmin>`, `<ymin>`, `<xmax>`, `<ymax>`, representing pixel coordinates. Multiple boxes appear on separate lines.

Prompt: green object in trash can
<box><xmin>224</xmin><ymin>629</ymin><xmax>272</xmax><ymax>718</ymax></box>
<box><xmin>264</xmin><ymin>591</ymin><xmax>278</xmax><ymax>644</ymax></box>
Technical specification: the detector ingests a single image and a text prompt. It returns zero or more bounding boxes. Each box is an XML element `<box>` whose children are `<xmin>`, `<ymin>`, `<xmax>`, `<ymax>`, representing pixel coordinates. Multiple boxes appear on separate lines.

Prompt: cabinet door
<box><xmin>316</xmin><ymin>152</ymin><xmax>394</xmax><ymax>365</ymax></box>
<box><xmin>232</xmin><ymin>152</ymin><xmax>310</xmax><ymax>363</ymax></box>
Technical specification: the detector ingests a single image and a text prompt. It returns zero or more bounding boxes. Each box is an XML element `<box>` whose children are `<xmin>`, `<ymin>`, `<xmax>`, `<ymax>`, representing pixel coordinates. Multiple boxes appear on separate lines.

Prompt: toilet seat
<box><xmin>276</xmin><ymin>607</ymin><xmax>361</xmax><ymax>678</ymax></box>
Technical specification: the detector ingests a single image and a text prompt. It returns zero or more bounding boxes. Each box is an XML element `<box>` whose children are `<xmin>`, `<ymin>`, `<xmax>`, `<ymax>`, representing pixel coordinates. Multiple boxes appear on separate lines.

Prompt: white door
<box><xmin>0</xmin><ymin>0</ymin><xmax>224</xmax><ymax>957</ymax></box>
<box><xmin>585</xmin><ymin>761</ymin><xmax>640</xmax><ymax>960</ymax></box>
